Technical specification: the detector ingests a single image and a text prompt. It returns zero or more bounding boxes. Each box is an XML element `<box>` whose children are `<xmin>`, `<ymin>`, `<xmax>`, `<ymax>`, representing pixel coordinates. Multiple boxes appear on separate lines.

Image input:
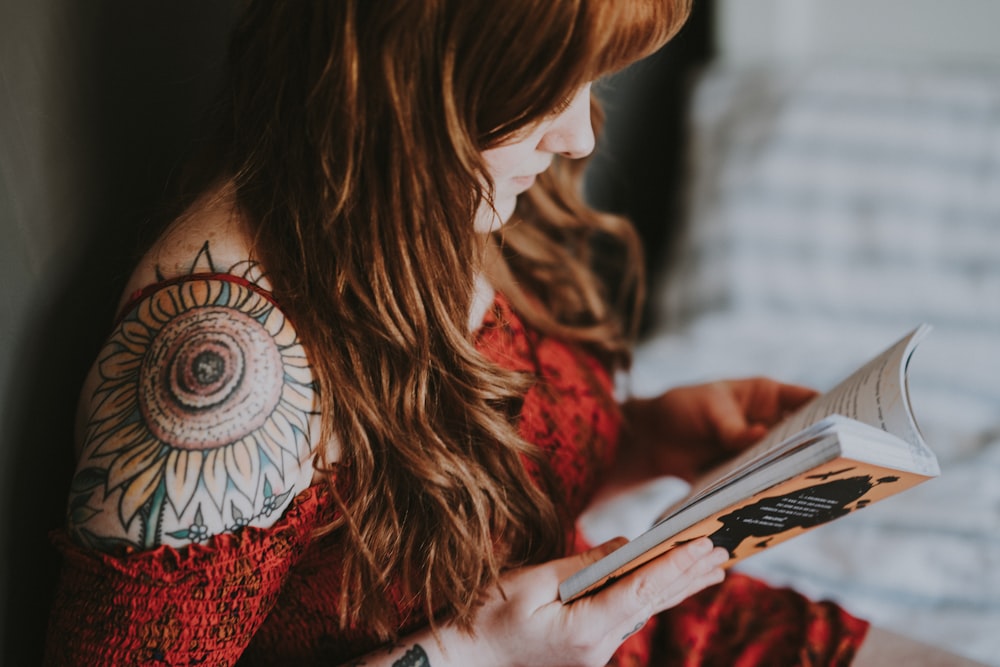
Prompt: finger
<box><xmin>592</xmin><ymin>539</ymin><xmax>728</xmax><ymax>642</ymax></box>
<box><xmin>592</xmin><ymin>538</ymin><xmax>723</xmax><ymax>615</ymax></box>
<box><xmin>709</xmin><ymin>388</ymin><xmax>777</xmax><ymax>450</ymax></box>
<box><xmin>734</xmin><ymin>378</ymin><xmax>815</xmax><ymax>425</ymax></box>
<box><xmin>660</xmin><ymin>557</ymin><xmax>727</xmax><ymax>609</ymax></box>
<box><xmin>705</xmin><ymin>385</ymin><xmax>753</xmax><ymax>446</ymax></box>
<box><xmin>639</xmin><ymin>544</ymin><xmax>729</xmax><ymax>611</ymax></box>
<box><xmin>775</xmin><ymin>382</ymin><xmax>819</xmax><ymax>412</ymax></box>
<box><xmin>549</xmin><ymin>536</ymin><xmax>630</xmax><ymax>586</ymax></box>
<box><xmin>557</xmin><ymin>540</ymin><xmax>727</xmax><ymax>659</ymax></box>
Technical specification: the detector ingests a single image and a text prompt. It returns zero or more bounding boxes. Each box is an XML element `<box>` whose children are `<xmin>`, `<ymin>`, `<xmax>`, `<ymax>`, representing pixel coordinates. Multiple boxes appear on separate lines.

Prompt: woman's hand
<box><xmin>621</xmin><ymin>378</ymin><xmax>818</xmax><ymax>483</ymax></box>
<box><xmin>350</xmin><ymin>537</ymin><xmax>729</xmax><ymax>667</ymax></box>
<box><xmin>471</xmin><ymin>537</ymin><xmax>727</xmax><ymax>667</ymax></box>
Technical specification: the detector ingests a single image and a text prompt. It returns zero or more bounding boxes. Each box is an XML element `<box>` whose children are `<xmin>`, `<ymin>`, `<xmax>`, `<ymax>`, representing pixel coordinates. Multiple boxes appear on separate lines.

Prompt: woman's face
<box><xmin>474</xmin><ymin>83</ymin><xmax>595</xmax><ymax>233</ymax></box>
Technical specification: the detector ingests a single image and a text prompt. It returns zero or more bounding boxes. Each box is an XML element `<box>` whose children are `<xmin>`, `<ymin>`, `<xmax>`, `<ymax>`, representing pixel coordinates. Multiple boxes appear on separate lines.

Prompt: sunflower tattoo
<box><xmin>68</xmin><ymin>254</ymin><xmax>317</xmax><ymax>552</ymax></box>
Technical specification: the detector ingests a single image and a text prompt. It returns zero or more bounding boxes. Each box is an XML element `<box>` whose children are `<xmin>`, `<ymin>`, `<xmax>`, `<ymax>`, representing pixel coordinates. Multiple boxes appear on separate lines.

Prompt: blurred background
<box><xmin>0</xmin><ymin>2</ymin><xmax>239</xmax><ymax>664</ymax></box>
<box><xmin>2</xmin><ymin>1</ymin><xmax>998</xmax><ymax>664</ymax></box>
<box><xmin>590</xmin><ymin>2</ymin><xmax>1000</xmax><ymax>665</ymax></box>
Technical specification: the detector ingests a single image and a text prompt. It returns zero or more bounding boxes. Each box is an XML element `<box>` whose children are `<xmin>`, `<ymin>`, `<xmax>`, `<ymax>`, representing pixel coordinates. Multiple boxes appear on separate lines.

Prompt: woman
<box><xmin>44</xmin><ymin>1</ymin><xmax>971</xmax><ymax>665</ymax></box>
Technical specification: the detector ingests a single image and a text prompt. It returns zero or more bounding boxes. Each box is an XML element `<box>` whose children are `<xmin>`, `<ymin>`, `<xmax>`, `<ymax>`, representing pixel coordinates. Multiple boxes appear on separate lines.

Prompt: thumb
<box><xmin>729</xmin><ymin>423</ymin><xmax>769</xmax><ymax>449</ymax></box>
<box><xmin>586</xmin><ymin>536</ymin><xmax>629</xmax><ymax>560</ymax></box>
<box><xmin>709</xmin><ymin>391</ymin><xmax>754</xmax><ymax>446</ymax></box>
<box><xmin>554</xmin><ymin>537</ymin><xmax>628</xmax><ymax>582</ymax></box>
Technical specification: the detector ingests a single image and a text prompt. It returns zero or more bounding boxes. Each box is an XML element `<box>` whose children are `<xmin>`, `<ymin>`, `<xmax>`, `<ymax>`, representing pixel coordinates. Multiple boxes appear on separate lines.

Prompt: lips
<box><xmin>511</xmin><ymin>174</ymin><xmax>537</xmax><ymax>190</ymax></box>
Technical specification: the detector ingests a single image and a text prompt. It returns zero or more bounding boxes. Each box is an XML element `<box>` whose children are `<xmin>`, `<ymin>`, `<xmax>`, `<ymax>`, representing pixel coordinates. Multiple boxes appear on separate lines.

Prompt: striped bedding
<box><xmin>582</xmin><ymin>62</ymin><xmax>1000</xmax><ymax>665</ymax></box>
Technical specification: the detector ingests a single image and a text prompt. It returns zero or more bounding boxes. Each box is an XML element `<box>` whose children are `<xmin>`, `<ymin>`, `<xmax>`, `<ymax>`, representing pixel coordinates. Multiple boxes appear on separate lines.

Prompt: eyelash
<box><xmin>549</xmin><ymin>93</ymin><xmax>575</xmax><ymax>116</ymax></box>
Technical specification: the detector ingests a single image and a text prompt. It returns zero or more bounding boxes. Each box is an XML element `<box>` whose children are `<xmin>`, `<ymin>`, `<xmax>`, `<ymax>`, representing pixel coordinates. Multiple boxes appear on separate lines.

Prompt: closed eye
<box><xmin>548</xmin><ymin>92</ymin><xmax>576</xmax><ymax>117</ymax></box>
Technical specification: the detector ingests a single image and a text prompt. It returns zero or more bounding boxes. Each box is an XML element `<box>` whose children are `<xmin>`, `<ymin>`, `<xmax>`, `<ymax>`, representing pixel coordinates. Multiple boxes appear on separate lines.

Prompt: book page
<box><xmin>673</xmin><ymin>325</ymin><xmax>934</xmax><ymax>512</ymax></box>
<box><xmin>757</xmin><ymin>324</ymin><xmax>932</xmax><ymax>459</ymax></box>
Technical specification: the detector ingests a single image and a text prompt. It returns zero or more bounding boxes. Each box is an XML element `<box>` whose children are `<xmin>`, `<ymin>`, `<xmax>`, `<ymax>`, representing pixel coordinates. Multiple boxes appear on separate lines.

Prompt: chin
<box><xmin>474</xmin><ymin>197</ymin><xmax>517</xmax><ymax>234</ymax></box>
<box><xmin>495</xmin><ymin>197</ymin><xmax>517</xmax><ymax>224</ymax></box>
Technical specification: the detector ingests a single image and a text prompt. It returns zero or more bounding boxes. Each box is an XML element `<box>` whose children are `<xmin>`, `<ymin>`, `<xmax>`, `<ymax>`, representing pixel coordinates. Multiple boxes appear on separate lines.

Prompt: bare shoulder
<box><xmin>123</xmin><ymin>181</ymin><xmax>271</xmax><ymax>300</ymax></box>
<box><xmin>68</xmin><ymin>184</ymin><xmax>323</xmax><ymax>553</ymax></box>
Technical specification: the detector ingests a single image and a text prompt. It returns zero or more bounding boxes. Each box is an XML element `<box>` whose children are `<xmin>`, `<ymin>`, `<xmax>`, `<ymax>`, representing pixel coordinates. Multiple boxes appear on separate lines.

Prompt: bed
<box><xmin>580</xmin><ymin>19</ymin><xmax>1000</xmax><ymax>666</ymax></box>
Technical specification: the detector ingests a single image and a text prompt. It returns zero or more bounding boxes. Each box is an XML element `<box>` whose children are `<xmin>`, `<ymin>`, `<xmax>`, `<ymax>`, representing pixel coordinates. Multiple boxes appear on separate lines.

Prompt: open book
<box><xmin>559</xmin><ymin>325</ymin><xmax>940</xmax><ymax>603</ymax></box>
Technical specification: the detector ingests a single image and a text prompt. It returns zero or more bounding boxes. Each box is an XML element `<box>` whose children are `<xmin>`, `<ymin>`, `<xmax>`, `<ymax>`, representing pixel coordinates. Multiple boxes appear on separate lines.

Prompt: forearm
<box><xmin>337</xmin><ymin>641</ymin><xmax>436</xmax><ymax>667</ymax></box>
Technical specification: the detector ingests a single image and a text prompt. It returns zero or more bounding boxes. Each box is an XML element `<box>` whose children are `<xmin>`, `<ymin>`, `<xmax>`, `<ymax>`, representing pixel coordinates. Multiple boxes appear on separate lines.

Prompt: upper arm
<box><xmin>68</xmin><ymin>270</ymin><xmax>321</xmax><ymax>553</ymax></box>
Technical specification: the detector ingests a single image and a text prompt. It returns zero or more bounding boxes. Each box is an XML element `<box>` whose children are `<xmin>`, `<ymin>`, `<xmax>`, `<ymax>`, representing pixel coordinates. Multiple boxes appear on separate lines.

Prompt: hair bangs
<box><xmin>475</xmin><ymin>0</ymin><xmax>692</xmax><ymax>146</ymax></box>
<box><xmin>584</xmin><ymin>0</ymin><xmax>693</xmax><ymax>81</ymax></box>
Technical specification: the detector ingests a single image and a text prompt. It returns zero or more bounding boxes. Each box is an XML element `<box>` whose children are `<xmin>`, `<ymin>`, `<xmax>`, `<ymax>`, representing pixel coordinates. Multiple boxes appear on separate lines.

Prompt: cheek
<box><xmin>477</xmin><ymin>135</ymin><xmax>540</xmax><ymax>232</ymax></box>
<box><xmin>482</xmin><ymin>141</ymin><xmax>534</xmax><ymax>186</ymax></box>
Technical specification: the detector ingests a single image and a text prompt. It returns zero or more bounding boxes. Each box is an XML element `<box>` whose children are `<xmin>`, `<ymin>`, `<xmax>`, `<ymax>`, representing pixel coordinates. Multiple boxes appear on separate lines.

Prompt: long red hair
<box><xmin>207</xmin><ymin>0</ymin><xmax>691</xmax><ymax>638</ymax></box>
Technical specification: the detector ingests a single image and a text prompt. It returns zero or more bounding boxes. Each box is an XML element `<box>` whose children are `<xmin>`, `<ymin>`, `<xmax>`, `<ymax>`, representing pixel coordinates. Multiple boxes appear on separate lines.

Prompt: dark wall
<box><xmin>0</xmin><ymin>3</ymin><xmax>237</xmax><ymax>663</ymax></box>
<box><xmin>586</xmin><ymin>0</ymin><xmax>715</xmax><ymax>333</ymax></box>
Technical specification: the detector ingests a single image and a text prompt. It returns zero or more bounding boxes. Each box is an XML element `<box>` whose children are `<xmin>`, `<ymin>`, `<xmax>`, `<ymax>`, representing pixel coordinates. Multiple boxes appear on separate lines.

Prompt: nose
<box><xmin>537</xmin><ymin>84</ymin><xmax>595</xmax><ymax>160</ymax></box>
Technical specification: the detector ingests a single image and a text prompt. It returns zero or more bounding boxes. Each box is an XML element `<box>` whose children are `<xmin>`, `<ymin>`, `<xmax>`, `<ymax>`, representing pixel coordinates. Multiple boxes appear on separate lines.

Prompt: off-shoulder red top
<box><xmin>45</xmin><ymin>287</ymin><xmax>867</xmax><ymax>666</ymax></box>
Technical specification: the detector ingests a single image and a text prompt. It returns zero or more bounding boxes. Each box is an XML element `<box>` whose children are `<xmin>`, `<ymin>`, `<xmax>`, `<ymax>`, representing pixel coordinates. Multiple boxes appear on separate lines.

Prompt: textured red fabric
<box><xmin>45</xmin><ymin>486</ymin><xmax>326</xmax><ymax>666</ymax></box>
<box><xmin>45</xmin><ymin>289</ymin><xmax>868</xmax><ymax>666</ymax></box>
<box><xmin>654</xmin><ymin>572</ymin><xmax>869</xmax><ymax>666</ymax></box>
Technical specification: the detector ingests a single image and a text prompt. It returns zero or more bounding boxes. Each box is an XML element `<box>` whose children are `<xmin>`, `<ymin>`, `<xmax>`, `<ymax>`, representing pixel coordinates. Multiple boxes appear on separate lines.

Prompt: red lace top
<box><xmin>45</xmin><ymin>290</ymin><xmax>867</xmax><ymax>666</ymax></box>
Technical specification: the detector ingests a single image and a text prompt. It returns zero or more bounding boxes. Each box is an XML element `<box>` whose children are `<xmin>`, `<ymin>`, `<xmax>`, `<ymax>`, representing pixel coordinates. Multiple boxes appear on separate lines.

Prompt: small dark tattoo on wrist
<box><xmin>622</xmin><ymin>619</ymin><xmax>647</xmax><ymax>641</ymax></box>
<box><xmin>392</xmin><ymin>644</ymin><xmax>431</xmax><ymax>667</ymax></box>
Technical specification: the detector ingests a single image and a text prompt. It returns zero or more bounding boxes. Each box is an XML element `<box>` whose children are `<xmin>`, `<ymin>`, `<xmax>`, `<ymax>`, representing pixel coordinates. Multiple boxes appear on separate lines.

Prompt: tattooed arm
<box><xmin>45</xmin><ymin>195</ymin><xmax>335</xmax><ymax>665</ymax></box>
<box><xmin>68</xmin><ymin>231</ymin><xmax>320</xmax><ymax>552</ymax></box>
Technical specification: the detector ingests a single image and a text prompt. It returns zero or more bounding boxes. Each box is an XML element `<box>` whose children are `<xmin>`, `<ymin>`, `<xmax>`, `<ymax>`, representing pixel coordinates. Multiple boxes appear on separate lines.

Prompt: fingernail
<box><xmin>690</xmin><ymin>539</ymin><xmax>713</xmax><ymax>556</ymax></box>
<box><xmin>606</xmin><ymin>536</ymin><xmax>628</xmax><ymax>550</ymax></box>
